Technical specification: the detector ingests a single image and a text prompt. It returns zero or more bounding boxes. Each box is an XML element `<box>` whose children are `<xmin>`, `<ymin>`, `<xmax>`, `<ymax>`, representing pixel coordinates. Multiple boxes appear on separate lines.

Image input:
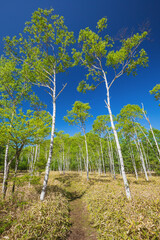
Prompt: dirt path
<box><xmin>67</xmin><ymin>197</ymin><xmax>97</xmax><ymax>240</ymax></box>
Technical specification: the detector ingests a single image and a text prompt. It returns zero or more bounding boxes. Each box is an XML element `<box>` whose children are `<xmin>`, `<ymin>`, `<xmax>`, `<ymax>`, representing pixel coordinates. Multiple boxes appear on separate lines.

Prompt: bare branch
<box><xmin>55</xmin><ymin>83</ymin><xmax>67</xmax><ymax>100</ymax></box>
<box><xmin>93</xmin><ymin>80</ymin><xmax>105</xmax><ymax>89</ymax></box>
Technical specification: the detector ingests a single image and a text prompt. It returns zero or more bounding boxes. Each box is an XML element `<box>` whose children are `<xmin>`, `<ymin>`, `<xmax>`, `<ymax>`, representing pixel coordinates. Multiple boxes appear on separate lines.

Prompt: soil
<box><xmin>67</xmin><ymin>197</ymin><xmax>97</xmax><ymax>240</ymax></box>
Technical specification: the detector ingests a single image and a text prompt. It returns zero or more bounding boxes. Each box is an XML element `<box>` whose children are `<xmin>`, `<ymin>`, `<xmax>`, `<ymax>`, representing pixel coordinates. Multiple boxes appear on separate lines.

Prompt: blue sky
<box><xmin>0</xmin><ymin>0</ymin><xmax>160</xmax><ymax>135</ymax></box>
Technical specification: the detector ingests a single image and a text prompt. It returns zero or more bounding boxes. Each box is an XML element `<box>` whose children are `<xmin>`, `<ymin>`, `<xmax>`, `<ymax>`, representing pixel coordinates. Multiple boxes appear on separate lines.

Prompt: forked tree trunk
<box><xmin>40</xmin><ymin>71</ymin><xmax>56</xmax><ymax>201</ymax></box>
<box><xmin>103</xmin><ymin>71</ymin><xmax>131</xmax><ymax>199</ymax></box>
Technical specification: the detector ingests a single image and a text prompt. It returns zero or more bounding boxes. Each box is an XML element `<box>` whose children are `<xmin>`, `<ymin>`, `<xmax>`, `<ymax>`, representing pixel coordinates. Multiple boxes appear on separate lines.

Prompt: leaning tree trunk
<box><xmin>141</xmin><ymin>142</ymin><xmax>151</xmax><ymax>177</ymax></box>
<box><xmin>134</xmin><ymin>138</ymin><xmax>148</xmax><ymax>181</ymax></box>
<box><xmin>40</xmin><ymin>71</ymin><xmax>56</xmax><ymax>201</ymax></box>
<box><xmin>103</xmin><ymin>71</ymin><xmax>131</xmax><ymax>199</ymax></box>
<box><xmin>142</xmin><ymin>104</ymin><xmax>160</xmax><ymax>160</ymax></box>
<box><xmin>136</xmin><ymin>122</ymin><xmax>160</xmax><ymax>162</ymax></box>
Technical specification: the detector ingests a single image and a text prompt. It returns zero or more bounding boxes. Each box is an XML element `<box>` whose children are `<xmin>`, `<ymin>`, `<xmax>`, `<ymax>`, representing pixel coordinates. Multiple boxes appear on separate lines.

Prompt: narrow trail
<box><xmin>56</xmin><ymin>173</ymin><xmax>98</xmax><ymax>240</ymax></box>
<box><xmin>56</xmin><ymin>173</ymin><xmax>97</xmax><ymax>240</ymax></box>
<box><xmin>67</xmin><ymin>196</ymin><xmax>97</xmax><ymax>240</ymax></box>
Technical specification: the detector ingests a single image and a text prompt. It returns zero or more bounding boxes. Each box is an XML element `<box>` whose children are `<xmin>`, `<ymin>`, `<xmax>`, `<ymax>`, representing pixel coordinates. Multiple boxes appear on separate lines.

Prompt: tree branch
<box><xmin>55</xmin><ymin>83</ymin><xmax>67</xmax><ymax>100</ymax></box>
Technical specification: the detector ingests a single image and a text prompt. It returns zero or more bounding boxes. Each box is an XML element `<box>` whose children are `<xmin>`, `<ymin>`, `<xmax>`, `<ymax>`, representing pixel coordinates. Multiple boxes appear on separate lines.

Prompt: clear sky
<box><xmin>0</xmin><ymin>0</ymin><xmax>160</xmax><ymax>135</ymax></box>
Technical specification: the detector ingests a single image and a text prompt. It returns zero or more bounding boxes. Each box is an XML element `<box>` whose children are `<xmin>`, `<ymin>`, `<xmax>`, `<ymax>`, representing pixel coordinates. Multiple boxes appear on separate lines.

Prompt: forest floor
<box><xmin>66</xmin><ymin>186</ymin><xmax>97</xmax><ymax>240</ymax></box>
<box><xmin>68</xmin><ymin>197</ymin><xmax>97</xmax><ymax>240</ymax></box>
<box><xmin>0</xmin><ymin>172</ymin><xmax>160</xmax><ymax>239</ymax></box>
<box><xmin>53</xmin><ymin>173</ymin><xmax>97</xmax><ymax>240</ymax></box>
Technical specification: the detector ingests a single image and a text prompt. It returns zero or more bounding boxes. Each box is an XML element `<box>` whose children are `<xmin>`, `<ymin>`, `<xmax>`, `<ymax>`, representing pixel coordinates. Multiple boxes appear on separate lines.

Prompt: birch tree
<box><xmin>0</xmin><ymin>109</ymin><xmax>50</xmax><ymax>198</ymax></box>
<box><xmin>73</xmin><ymin>18</ymin><xmax>148</xmax><ymax>199</ymax></box>
<box><xmin>92</xmin><ymin>115</ymin><xmax>108</xmax><ymax>174</ymax></box>
<box><xmin>5</xmin><ymin>8</ymin><xmax>75</xmax><ymax>200</ymax></box>
<box><xmin>117</xmin><ymin>104</ymin><xmax>149</xmax><ymax>180</ymax></box>
<box><xmin>0</xmin><ymin>56</ymin><xmax>33</xmax><ymax>198</ymax></box>
<box><xmin>64</xmin><ymin>101</ymin><xmax>92</xmax><ymax>180</ymax></box>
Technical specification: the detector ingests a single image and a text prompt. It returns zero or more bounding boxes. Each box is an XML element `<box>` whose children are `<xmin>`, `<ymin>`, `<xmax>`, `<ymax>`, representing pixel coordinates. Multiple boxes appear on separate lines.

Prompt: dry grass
<box><xmin>0</xmin><ymin>172</ymin><xmax>70</xmax><ymax>240</ymax></box>
<box><xmin>1</xmin><ymin>172</ymin><xmax>160</xmax><ymax>240</ymax></box>
<box><xmin>84</xmin><ymin>174</ymin><xmax>160</xmax><ymax>240</ymax></box>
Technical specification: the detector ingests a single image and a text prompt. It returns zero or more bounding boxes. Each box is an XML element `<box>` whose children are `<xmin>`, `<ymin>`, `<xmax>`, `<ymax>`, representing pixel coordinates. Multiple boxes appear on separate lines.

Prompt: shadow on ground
<box><xmin>35</xmin><ymin>173</ymin><xmax>88</xmax><ymax>201</ymax></box>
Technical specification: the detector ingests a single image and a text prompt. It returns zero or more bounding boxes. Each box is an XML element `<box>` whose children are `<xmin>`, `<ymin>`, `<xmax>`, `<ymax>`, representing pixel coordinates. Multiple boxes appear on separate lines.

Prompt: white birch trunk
<box><xmin>98</xmin><ymin>151</ymin><xmax>102</xmax><ymax>175</ymax></box>
<box><xmin>141</xmin><ymin>142</ymin><xmax>151</xmax><ymax>177</ymax></box>
<box><xmin>83</xmin><ymin>131</ymin><xmax>89</xmax><ymax>180</ymax></box>
<box><xmin>103</xmin><ymin>71</ymin><xmax>131</xmax><ymax>199</ymax></box>
<box><xmin>2</xmin><ymin>112</ymin><xmax>15</xmax><ymax>198</ymax></box>
<box><xmin>107</xmin><ymin>137</ymin><xmax>113</xmax><ymax>176</ymax></box>
<box><xmin>2</xmin><ymin>144</ymin><xmax>9</xmax><ymax>198</ymax></box>
<box><xmin>40</xmin><ymin>71</ymin><xmax>56</xmax><ymax>201</ymax></box>
<box><xmin>136</xmin><ymin>122</ymin><xmax>160</xmax><ymax>162</ymax></box>
<box><xmin>142</xmin><ymin>104</ymin><xmax>160</xmax><ymax>160</ymax></box>
<box><xmin>110</xmin><ymin>136</ymin><xmax>116</xmax><ymax>179</ymax></box>
<box><xmin>33</xmin><ymin>144</ymin><xmax>38</xmax><ymax>169</ymax></box>
<box><xmin>134</xmin><ymin>138</ymin><xmax>148</xmax><ymax>181</ymax></box>
<box><xmin>100</xmin><ymin>138</ymin><xmax>106</xmax><ymax>175</ymax></box>
<box><xmin>129</xmin><ymin>143</ymin><xmax>138</xmax><ymax>180</ymax></box>
<box><xmin>63</xmin><ymin>147</ymin><xmax>65</xmax><ymax>174</ymax></box>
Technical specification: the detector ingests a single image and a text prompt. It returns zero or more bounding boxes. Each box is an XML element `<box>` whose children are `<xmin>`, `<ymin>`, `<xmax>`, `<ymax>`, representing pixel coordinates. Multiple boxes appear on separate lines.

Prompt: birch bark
<box><xmin>142</xmin><ymin>104</ymin><xmax>160</xmax><ymax>160</ymax></box>
<box><xmin>103</xmin><ymin>71</ymin><xmax>131</xmax><ymax>199</ymax></box>
<box><xmin>2</xmin><ymin>112</ymin><xmax>15</xmax><ymax>198</ymax></box>
<box><xmin>99</xmin><ymin>138</ymin><xmax>106</xmax><ymax>175</ymax></box>
<box><xmin>83</xmin><ymin>131</ymin><xmax>89</xmax><ymax>181</ymax></box>
<box><xmin>40</xmin><ymin>70</ymin><xmax>56</xmax><ymax>201</ymax></box>
<box><xmin>129</xmin><ymin>143</ymin><xmax>138</xmax><ymax>180</ymax></box>
<box><xmin>134</xmin><ymin>138</ymin><xmax>148</xmax><ymax>181</ymax></box>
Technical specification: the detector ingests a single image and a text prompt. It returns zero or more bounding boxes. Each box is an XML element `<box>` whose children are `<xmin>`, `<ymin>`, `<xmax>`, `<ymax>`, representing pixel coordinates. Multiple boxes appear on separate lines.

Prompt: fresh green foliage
<box><xmin>92</xmin><ymin>115</ymin><xmax>109</xmax><ymax>137</ymax></box>
<box><xmin>4</xmin><ymin>8</ymin><xmax>75</xmax><ymax>87</ymax></box>
<box><xmin>72</xmin><ymin>18</ymin><xmax>148</xmax><ymax>93</ymax></box>
<box><xmin>117</xmin><ymin>104</ymin><xmax>143</xmax><ymax>135</ymax></box>
<box><xmin>150</xmin><ymin>84</ymin><xmax>160</xmax><ymax>105</ymax></box>
<box><xmin>64</xmin><ymin>101</ymin><xmax>92</xmax><ymax>130</ymax></box>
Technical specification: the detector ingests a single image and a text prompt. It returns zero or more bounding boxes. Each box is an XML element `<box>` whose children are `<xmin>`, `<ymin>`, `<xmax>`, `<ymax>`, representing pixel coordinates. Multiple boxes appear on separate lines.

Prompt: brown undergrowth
<box><xmin>0</xmin><ymin>172</ymin><xmax>70</xmax><ymax>240</ymax></box>
<box><xmin>0</xmin><ymin>172</ymin><xmax>160</xmax><ymax>240</ymax></box>
<box><xmin>84</xmin><ymin>174</ymin><xmax>160</xmax><ymax>240</ymax></box>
